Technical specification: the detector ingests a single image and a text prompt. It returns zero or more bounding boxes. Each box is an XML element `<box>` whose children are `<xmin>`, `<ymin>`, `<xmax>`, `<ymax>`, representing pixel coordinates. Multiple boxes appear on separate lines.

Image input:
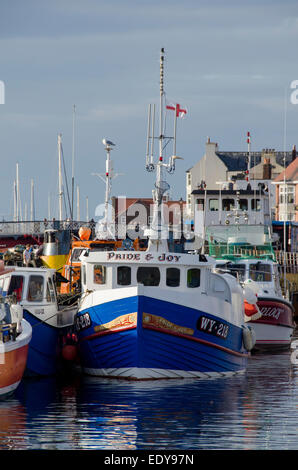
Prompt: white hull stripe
<box><xmin>83</xmin><ymin>366</ymin><xmax>246</xmax><ymax>380</ymax></box>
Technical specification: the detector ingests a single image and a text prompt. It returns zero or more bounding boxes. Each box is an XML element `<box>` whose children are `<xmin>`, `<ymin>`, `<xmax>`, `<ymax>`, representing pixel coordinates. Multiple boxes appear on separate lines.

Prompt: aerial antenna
<box><xmin>92</xmin><ymin>138</ymin><xmax>122</xmax><ymax>240</ymax></box>
<box><xmin>246</xmin><ymin>131</ymin><xmax>251</xmax><ymax>183</ymax></box>
<box><xmin>145</xmin><ymin>48</ymin><xmax>184</xmax><ymax>252</ymax></box>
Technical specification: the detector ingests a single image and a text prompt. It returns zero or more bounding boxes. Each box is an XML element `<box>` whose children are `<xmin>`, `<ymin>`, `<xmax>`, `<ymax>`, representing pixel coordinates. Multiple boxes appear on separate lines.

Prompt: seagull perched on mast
<box><xmin>102</xmin><ymin>138</ymin><xmax>115</xmax><ymax>147</ymax></box>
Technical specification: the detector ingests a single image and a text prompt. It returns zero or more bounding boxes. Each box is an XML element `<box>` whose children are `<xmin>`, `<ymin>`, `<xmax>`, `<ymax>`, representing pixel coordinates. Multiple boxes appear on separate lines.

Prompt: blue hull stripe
<box><xmin>76</xmin><ymin>295</ymin><xmax>247</xmax><ymax>374</ymax></box>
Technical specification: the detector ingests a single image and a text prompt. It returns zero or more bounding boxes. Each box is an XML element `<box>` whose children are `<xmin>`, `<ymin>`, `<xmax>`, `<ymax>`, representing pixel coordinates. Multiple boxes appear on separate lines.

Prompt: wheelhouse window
<box><xmin>117</xmin><ymin>266</ymin><xmax>131</xmax><ymax>286</ymax></box>
<box><xmin>27</xmin><ymin>275</ymin><xmax>44</xmax><ymax>302</ymax></box>
<box><xmin>216</xmin><ymin>263</ymin><xmax>246</xmax><ymax>282</ymax></box>
<box><xmin>249</xmin><ymin>263</ymin><xmax>272</xmax><ymax>282</ymax></box>
<box><xmin>94</xmin><ymin>265</ymin><xmax>106</xmax><ymax>285</ymax></box>
<box><xmin>187</xmin><ymin>269</ymin><xmax>200</xmax><ymax>288</ymax></box>
<box><xmin>222</xmin><ymin>199</ymin><xmax>235</xmax><ymax>211</ymax></box>
<box><xmin>239</xmin><ymin>199</ymin><xmax>248</xmax><ymax>211</ymax></box>
<box><xmin>46</xmin><ymin>277</ymin><xmax>56</xmax><ymax>303</ymax></box>
<box><xmin>166</xmin><ymin>268</ymin><xmax>180</xmax><ymax>287</ymax></box>
<box><xmin>209</xmin><ymin>199</ymin><xmax>219</xmax><ymax>211</ymax></box>
<box><xmin>251</xmin><ymin>199</ymin><xmax>261</xmax><ymax>211</ymax></box>
<box><xmin>7</xmin><ymin>275</ymin><xmax>24</xmax><ymax>302</ymax></box>
<box><xmin>72</xmin><ymin>248</ymin><xmax>84</xmax><ymax>262</ymax></box>
<box><xmin>137</xmin><ymin>267</ymin><xmax>160</xmax><ymax>286</ymax></box>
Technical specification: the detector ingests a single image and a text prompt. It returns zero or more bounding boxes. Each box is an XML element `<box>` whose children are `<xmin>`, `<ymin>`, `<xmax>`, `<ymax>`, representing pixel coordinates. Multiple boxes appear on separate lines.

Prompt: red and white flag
<box><xmin>166</xmin><ymin>101</ymin><xmax>187</xmax><ymax>118</ymax></box>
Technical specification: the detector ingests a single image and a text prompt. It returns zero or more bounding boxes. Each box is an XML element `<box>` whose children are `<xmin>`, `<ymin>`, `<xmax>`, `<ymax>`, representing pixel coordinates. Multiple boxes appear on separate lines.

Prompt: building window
<box><xmin>166</xmin><ymin>268</ymin><xmax>180</xmax><ymax>287</ymax></box>
<box><xmin>209</xmin><ymin>199</ymin><xmax>219</xmax><ymax>211</ymax></box>
<box><xmin>27</xmin><ymin>275</ymin><xmax>44</xmax><ymax>302</ymax></box>
<box><xmin>187</xmin><ymin>173</ymin><xmax>191</xmax><ymax>186</ymax></box>
<box><xmin>280</xmin><ymin>185</ymin><xmax>295</xmax><ymax>204</ymax></box>
<box><xmin>94</xmin><ymin>265</ymin><xmax>106</xmax><ymax>285</ymax></box>
<box><xmin>187</xmin><ymin>269</ymin><xmax>200</xmax><ymax>288</ymax></box>
<box><xmin>117</xmin><ymin>266</ymin><xmax>131</xmax><ymax>286</ymax></box>
<box><xmin>222</xmin><ymin>199</ymin><xmax>235</xmax><ymax>211</ymax></box>
<box><xmin>137</xmin><ymin>267</ymin><xmax>160</xmax><ymax>286</ymax></box>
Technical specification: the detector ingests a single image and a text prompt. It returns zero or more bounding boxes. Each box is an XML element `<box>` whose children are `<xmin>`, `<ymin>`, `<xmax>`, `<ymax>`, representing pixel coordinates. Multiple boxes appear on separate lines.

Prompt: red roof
<box><xmin>274</xmin><ymin>157</ymin><xmax>298</xmax><ymax>182</ymax></box>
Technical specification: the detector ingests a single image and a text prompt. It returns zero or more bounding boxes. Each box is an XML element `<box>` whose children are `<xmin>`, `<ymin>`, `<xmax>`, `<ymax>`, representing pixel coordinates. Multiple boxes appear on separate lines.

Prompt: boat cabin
<box><xmin>214</xmin><ymin>259</ymin><xmax>282</xmax><ymax>298</ymax></box>
<box><xmin>0</xmin><ymin>266</ymin><xmax>74</xmax><ymax>327</ymax></box>
<box><xmin>80</xmin><ymin>250</ymin><xmax>243</xmax><ymax>307</ymax></box>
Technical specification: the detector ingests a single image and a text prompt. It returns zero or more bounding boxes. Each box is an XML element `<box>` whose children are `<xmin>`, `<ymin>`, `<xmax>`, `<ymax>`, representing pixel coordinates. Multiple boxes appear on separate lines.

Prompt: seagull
<box><xmin>102</xmin><ymin>139</ymin><xmax>115</xmax><ymax>147</ymax></box>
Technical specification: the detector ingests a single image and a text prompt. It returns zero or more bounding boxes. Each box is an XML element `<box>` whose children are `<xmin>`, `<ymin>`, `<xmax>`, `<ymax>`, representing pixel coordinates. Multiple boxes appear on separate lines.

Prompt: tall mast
<box><xmin>246</xmin><ymin>131</ymin><xmax>251</xmax><ymax>183</ymax></box>
<box><xmin>71</xmin><ymin>104</ymin><xmax>76</xmax><ymax>221</ymax></box>
<box><xmin>30</xmin><ymin>179</ymin><xmax>35</xmax><ymax>221</ymax></box>
<box><xmin>58</xmin><ymin>133</ymin><xmax>63</xmax><ymax>220</ymax></box>
<box><xmin>145</xmin><ymin>48</ymin><xmax>183</xmax><ymax>252</ymax></box>
<box><xmin>77</xmin><ymin>184</ymin><xmax>80</xmax><ymax>221</ymax></box>
<box><xmin>13</xmin><ymin>180</ymin><xmax>17</xmax><ymax>222</ymax></box>
<box><xmin>16</xmin><ymin>163</ymin><xmax>20</xmax><ymax>222</ymax></box>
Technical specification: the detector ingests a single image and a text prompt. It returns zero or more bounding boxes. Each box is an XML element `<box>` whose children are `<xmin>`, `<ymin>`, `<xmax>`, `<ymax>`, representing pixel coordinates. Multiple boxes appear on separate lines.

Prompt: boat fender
<box><xmin>242</xmin><ymin>324</ymin><xmax>256</xmax><ymax>351</ymax></box>
<box><xmin>10</xmin><ymin>304</ymin><xmax>23</xmax><ymax>333</ymax></box>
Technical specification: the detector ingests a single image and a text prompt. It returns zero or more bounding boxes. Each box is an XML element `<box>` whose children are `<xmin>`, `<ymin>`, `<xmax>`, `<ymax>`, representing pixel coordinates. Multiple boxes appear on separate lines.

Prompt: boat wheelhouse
<box><xmin>0</xmin><ymin>264</ymin><xmax>77</xmax><ymax>375</ymax></box>
<box><xmin>206</xmin><ymin>218</ymin><xmax>295</xmax><ymax>351</ymax></box>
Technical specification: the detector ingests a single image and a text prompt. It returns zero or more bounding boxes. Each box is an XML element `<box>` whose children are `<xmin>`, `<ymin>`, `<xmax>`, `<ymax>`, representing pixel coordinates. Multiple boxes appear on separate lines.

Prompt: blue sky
<box><xmin>1</xmin><ymin>0</ymin><xmax>298</xmax><ymax>220</ymax></box>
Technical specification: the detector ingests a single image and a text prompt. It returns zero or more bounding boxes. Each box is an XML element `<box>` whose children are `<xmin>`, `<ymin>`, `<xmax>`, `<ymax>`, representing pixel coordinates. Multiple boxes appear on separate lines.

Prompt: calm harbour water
<box><xmin>1</xmin><ymin>337</ymin><xmax>298</xmax><ymax>451</ymax></box>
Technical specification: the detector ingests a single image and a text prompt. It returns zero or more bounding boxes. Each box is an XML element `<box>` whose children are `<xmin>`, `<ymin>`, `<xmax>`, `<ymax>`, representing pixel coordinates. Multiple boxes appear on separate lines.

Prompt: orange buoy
<box><xmin>79</xmin><ymin>226</ymin><xmax>91</xmax><ymax>241</ymax></box>
<box><xmin>244</xmin><ymin>300</ymin><xmax>258</xmax><ymax>317</ymax></box>
<box><xmin>62</xmin><ymin>344</ymin><xmax>77</xmax><ymax>361</ymax></box>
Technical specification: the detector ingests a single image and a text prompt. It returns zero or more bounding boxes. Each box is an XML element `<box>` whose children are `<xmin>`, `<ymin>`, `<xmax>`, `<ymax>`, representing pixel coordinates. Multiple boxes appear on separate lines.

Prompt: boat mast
<box><xmin>93</xmin><ymin>139</ymin><xmax>117</xmax><ymax>240</ymax></box>
<box><xmin>58</xmin><ymin>133</ymin><xmax>63</xmax><ymax>220</ymax></box>
<box><xmin>30</xmin><ymin>179</ymin><xmax>35</xmax><ymax>221</ymax></box>
<box><xmin>145</xmin><ymin>48</ymin><xmax>182</xmax><ymax>252</ymax></box>
<box><xmin>71</xmin><ymin>104</ymin><xmax>76</xmax><ymax>221</ymax></box>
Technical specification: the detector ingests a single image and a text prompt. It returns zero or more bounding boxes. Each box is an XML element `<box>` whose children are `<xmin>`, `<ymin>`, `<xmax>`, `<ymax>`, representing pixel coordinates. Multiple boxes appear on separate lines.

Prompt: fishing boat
<box><xmin>0</xmin><ymin>262</ymin><xmax>77</xmax><ymax>375</ymax></box>
<box><xmin>205</xmin><ymin>188</ymin><xmax>295</xmax><ymax>351</ymax></box>
<box><xmin>0</xmin><ymin>295</ymin><xmax>32</xmax><ymax>397</ymax></box>
<box><xmin>74</xmin><ymin>49</ymin><xmax>254</xmax><ymax>380</ymax></box>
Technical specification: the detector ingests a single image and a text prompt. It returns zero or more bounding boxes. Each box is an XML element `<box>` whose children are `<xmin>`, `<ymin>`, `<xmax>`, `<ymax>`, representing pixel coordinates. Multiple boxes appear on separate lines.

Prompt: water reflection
<box><xmin>0</xmin><ymin>349</ymin><xmax>297</xmax><ymax>450</ymax></box>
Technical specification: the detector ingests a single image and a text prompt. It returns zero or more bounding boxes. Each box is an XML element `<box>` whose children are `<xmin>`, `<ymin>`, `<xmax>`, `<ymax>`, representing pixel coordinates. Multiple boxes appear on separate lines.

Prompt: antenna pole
<box><xmin>58</xmin><ymin>133</ymin><xmax>63</xmax><ymax>220</ymax></box>
<box><xmin>247</xmin><ymin>131</ymin><xmax>251</xmax><ymax>182</ymax></box>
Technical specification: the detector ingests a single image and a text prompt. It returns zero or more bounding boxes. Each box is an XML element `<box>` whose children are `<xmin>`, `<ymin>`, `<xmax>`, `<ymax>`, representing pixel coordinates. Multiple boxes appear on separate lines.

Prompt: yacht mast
<box><xmin>58</xmin><ymin>133</ymin><xmax>63</xmax><ymax>220</ymax></box>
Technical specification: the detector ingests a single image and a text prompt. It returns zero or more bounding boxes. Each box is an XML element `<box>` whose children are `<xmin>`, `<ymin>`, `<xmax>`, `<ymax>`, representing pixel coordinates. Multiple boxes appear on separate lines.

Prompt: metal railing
<box><xmin>0</xmin><ymin>220</ymin><xmax>95</xmax><ymax>237</ymax></box>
